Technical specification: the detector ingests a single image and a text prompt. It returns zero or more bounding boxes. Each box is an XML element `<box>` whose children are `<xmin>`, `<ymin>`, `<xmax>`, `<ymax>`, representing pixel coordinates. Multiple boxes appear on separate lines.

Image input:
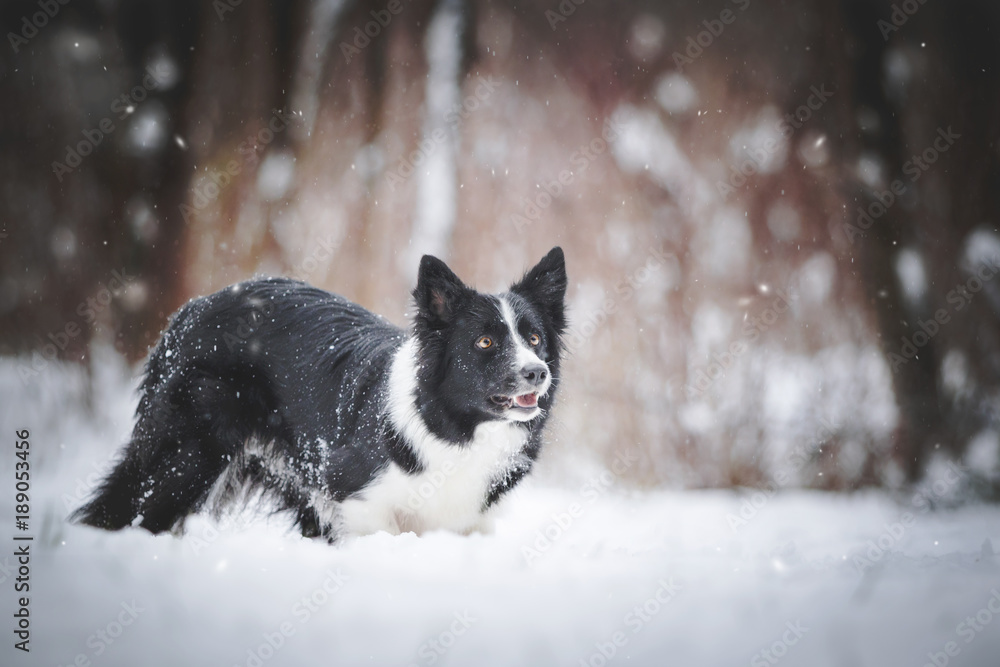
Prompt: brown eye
<box><xmin>529</xmin><ymin>334</ymin><xmax>541</xmax><ymax>346</ymax></box>
<box><xmin>477</xmin><ymin>336</ymin><xmax>493</xmax><ymax>349</ymax></box>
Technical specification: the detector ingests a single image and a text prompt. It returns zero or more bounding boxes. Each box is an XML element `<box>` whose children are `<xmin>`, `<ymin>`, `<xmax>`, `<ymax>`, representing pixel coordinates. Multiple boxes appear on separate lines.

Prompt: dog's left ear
<box><xmin>414</xmin><ymin>254</ymin><xmax>468</xmax><ymax>328</ymax></box>
<box><xmin>510</xmin><ymin>247</ymin><xmax>567</xmax><ymax>332</ymax></box>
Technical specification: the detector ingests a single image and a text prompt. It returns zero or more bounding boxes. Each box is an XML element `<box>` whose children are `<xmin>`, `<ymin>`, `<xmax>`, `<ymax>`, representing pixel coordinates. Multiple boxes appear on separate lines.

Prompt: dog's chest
<box><xmin>337</xmin><ymin>422</ymin><xmax>529</xmax><ymax>536</ymax></box>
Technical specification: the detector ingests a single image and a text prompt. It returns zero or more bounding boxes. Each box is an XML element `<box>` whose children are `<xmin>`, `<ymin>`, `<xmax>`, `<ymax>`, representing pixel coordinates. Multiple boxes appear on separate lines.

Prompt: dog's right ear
<box><xmin>510</xmin><ymin>246</ymin><xmax>568</xmax><ymax>334</ymax></box>
<box><xmin>413</xmin><ymin>255</ymin><xmax>467</xmax><ymax>327</ymax></box>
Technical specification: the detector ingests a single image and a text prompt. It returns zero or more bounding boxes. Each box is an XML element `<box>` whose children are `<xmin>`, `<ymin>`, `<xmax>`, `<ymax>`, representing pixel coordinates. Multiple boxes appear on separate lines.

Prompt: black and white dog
<box><xmin>73</xmin><ymin>247</ymin><xmax>567</xmax><ymax>541</ymax></box>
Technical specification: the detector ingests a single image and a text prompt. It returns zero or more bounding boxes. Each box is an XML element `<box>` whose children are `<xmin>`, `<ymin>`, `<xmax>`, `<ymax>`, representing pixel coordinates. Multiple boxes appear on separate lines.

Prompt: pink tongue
<box><xmin>514</xmin><ymin>393</ymin><xmax>538</xmax><ymax>408</ymax></box>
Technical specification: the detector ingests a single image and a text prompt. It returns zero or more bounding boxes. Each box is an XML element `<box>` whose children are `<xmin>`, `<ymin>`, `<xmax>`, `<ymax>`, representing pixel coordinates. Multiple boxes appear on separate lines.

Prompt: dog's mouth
<box><xmin>490</xmin><ymin>392</ymin><xmax>539</xmax><ymax>411</ymax></box>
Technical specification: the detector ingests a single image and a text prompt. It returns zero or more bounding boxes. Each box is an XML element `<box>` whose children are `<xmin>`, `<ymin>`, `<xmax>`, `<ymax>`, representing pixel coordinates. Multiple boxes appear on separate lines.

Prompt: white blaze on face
<box><xmin>498</xmin><ymin>295</ymin><xmax>551</xmax><ymax>397</ymax></box>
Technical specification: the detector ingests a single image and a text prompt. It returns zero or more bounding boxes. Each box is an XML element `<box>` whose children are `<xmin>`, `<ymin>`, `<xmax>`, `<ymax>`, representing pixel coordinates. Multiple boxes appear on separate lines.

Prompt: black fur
<box><xmin>72</xmin><ymin>248</ymin><xmax>567</xmax><ymax>540</ymax></box>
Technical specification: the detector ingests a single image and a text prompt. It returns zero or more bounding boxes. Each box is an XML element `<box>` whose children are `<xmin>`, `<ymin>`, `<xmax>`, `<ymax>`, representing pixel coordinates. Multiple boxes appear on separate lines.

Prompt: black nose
<box><xmin>522</xmin><ymin>364</ymin><xmax>548</xmax><ymax>386</ymax></box>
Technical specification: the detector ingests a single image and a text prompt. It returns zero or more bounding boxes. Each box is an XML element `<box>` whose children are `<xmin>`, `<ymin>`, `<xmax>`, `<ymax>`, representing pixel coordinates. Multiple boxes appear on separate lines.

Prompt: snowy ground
<box><xmin>2</xmin><ymin>353</ymin><xmax>999</xmax><ymax>667</ymax></box>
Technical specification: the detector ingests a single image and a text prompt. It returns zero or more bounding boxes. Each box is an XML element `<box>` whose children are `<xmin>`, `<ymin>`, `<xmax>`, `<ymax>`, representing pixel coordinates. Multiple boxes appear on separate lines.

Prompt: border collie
<box><xmin>73</xmin><ymin>248</ymin><xmax>567</xmax><ymax>541</ymax></box>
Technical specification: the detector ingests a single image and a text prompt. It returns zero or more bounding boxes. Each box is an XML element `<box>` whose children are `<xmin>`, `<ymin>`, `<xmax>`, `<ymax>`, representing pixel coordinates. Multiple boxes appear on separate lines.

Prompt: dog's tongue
<box><xmin>514</xmin><ymin>393</ymin><xmax>538</xmax><ymax>408</ymax></box>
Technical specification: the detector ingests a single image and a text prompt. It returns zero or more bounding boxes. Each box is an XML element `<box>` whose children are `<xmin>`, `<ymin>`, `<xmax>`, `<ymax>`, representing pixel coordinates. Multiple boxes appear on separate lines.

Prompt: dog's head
<box><xmin>412</xmin><ymin>247</ymin><xmax>567</xmax><ymax>436</ymax></box>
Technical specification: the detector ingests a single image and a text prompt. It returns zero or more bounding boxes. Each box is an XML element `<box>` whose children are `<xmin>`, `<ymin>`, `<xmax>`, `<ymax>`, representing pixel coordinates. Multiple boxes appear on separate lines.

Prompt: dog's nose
<box><xmin>521</xmin><ymin>364</ymin><xmax>548</xmax><ymax>386</ymax></box>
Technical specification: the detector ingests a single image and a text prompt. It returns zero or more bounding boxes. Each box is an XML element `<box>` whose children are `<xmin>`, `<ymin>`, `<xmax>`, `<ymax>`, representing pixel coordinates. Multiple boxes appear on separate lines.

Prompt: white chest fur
<box><xmin>335</xmin><ymin>339</ymin><xmax>530</xmax><ymax>537</ymax></box>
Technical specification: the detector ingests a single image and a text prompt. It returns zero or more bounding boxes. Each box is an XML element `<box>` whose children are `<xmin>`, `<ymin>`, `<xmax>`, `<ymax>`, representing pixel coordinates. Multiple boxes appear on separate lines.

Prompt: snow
<box><xmin>855</xmin><ymin>153</ymin><xmax>884</xmax><ymax>189</ymax></box>
<box><xmin>965</xmin><ymin>431</ymin><xmax>1000</xmax><ymax>481</ymax></box>
<box><xmin>728</xmin><ymin>106</ymin><xmax>789</xmax><ymax>176</ymax></box>
<box><xmin>257</xmin><ymin>152</ymin><xmax>297</xmax><ymax>202</ymax></box>
<box><xmin>145</xmin><ymin>48</ymin><xmax>180</xmax><ymax>91</ymax></box>
<box><xmin>962</xmin><ymin>228</ymin><xmax>1000</xmax><ymax>271</ymax></box>
<box><xmin>2</xmin><ymin>354</ymin><xmax>999</xmax><ymax>667</ymax></box>
<box><xmin>895</xmin><ymin>247</ymin><xmax>928</xmax><ymax>304</ymax></box>
<box><xmin>690</xmin><ymin>301</ymin><xmax>733</xmax><ymax>359</ymax></box>
<box><xmin>125</xmin><ymin>101</ymin><xmax>170</xmax><ymax>155</ymax></box>
<box><xmin>766</xmin><ymin>201</ymin><xmax>802</xmax><ymax>242</ymax></box>
<box><xmin>627</xmin><ymin>14</ymin><xmax>666</xmax><ymax>62</ymax></box>
<box><xmin>941</xmin><ymin>349</ymin><xmax>972</xmax><ymax>401</ymax></box>
<box><xmin>654</xmin><ymin>73</ymin><xmax>697</xmax><ymax>115</ymax></box>
<box><xmin>49</xmin><ymin>226</ymin><xmax>77</xmax><ymax>261</ymax></box>
<box><xmin>692</xmin><ymin>207</ymin><xmax>752</xmax><ymax>279</ymax></box>
<box><xmin>797</xmin><ymin>131</ymin><xmax>830</xmax><ymax>169</ymax></box>
<box><xmin>612</xmin><ymin>105</ymin><xmax>706</xmax><ymax>213</ymax></box>
<box><xmin>796</xmin><ymin>252</ymin><xmax>836</xmax><ymax>305</ymax></box>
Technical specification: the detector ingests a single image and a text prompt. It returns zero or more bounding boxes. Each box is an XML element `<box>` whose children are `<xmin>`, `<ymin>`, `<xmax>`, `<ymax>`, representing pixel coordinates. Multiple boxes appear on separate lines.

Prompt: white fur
<box><xmin>204</xmin><ymin>436</ymin><xmax>345</xmax><ymax>533</ymax></box>
<box><xmin>335</xmin><ymin>338</ymin><xmax>532</xmax><ymax>537</ymax></box>
<box><xmin>498</xmin><ymin>296</ymin><xmax>547</xmax><ymax>377</ymax></box>
<box><xmin>497</xmin><ymin>296</ymin><xmax>551</xmax><ymax>421</ymax></box>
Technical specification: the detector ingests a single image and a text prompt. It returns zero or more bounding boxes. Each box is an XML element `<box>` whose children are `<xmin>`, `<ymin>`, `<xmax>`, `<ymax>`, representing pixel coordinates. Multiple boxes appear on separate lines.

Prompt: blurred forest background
<box><xmin>2</xmin><ymin>0</ymin><xmax>999</xmax><ymax>497</ymax></box>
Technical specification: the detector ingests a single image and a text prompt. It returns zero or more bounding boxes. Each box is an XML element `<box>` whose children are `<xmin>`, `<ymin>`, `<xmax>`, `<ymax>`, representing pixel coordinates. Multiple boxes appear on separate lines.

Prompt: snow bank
<box><xmin>1</xmin><ymin>354</ymin><xmax>997</xmax><ymax>667</ymax></box>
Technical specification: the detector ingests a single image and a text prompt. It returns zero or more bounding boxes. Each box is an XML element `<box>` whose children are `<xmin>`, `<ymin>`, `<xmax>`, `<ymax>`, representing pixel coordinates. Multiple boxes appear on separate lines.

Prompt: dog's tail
<box><xmin>71</xmin><ymin>292</ymin><xmax>291</xmax><ymax>534</ymax></box>
<box><xmin>71</xmin><ymin>400</ymin><xmax>237</xmax><ymax>534</ymax></box>
<box><xmin>70</xmin><ymin>450</ymin><xmax>146</xmax><ymax>530</ymax></box>
<box><xmin>71</xmin><ymin>342</ymin><xmax>243</xmax><ymax>533</ymax></box>
<box><xmin>71</xmin><ymin>434</ymin><xmax>231</xmax><ymax>533</ymax></box>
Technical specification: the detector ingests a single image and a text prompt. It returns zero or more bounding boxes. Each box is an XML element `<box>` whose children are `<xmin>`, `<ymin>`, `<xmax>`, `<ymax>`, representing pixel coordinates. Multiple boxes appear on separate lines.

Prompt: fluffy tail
<box><xmin>71</xmin><ymin>450</ymin><xmax>145</xmax><ymax>530</ymax></box>
<box><xmin>71</xmin><ymin>364</ymin><xmax>242</xmax><ymax>534</ymax></box>
<box><xmin>71</xmin><ymin>425</ymin><xmax>232</xmax><ymax>534</ymax></box>
<box><xmin>72</xmin><ymin>293</ymin><xmax>287</xmax><ymax>534</ymax></box>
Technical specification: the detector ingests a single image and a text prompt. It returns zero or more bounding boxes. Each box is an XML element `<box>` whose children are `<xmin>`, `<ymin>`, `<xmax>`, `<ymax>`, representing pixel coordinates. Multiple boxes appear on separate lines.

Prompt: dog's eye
<box><xmin>477</xmin><ymin>336</ymin><xmax>493</xmax><ymax>349</ymax></box>
<box><xmin>528</xmin><ymin>334</ymin><xmax>541</xmax><ymax>346</ymax></box>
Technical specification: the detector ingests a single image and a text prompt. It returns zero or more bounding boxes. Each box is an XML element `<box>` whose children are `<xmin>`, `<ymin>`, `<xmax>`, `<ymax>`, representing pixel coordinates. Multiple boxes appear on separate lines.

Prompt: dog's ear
<box><xmin>414</xmin><ymin>254</ymin><xmax>467</xmax><ymax>327</ymax></box>
<box><xmin>510</xmin><ymin>247</ymin><xmax>567</xmax><ymax>332</ymax></box>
